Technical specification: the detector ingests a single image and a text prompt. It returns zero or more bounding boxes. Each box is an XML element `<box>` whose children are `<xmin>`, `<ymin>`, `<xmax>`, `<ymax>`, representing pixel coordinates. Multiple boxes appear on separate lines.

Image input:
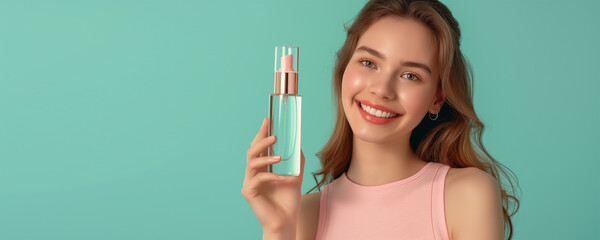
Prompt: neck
<box><xmin>346</xmin><ymin>134</ymin><xmax>428</xmax><ymax>186</ymax></box>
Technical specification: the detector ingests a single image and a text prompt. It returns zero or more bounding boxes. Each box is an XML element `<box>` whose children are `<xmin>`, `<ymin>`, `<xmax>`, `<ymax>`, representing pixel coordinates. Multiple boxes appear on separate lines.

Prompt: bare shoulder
<box><xmin>445</xmin><ymin>167</ymin><xmax>504</xmax><ymax>240</ymax></box>
<box><xmin>446</xmin><ymin>167</ymin><xmax>500</xmax><ymax>193</ymax></box>
<box><xmin>296</xmin><ymin>191</ymin><xmax>321</xmax><ymax>240</ymax></box>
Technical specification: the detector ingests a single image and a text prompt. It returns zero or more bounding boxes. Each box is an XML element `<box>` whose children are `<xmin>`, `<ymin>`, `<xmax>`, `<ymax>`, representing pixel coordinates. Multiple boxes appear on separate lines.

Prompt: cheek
<box><xmin>398</xmin><ymin>85</ymin><xmax>435</xmax><ymax>115</ymax></box>
<box><xmin>341</xmin><ymin>67</ymin><xmax>365</xmax><ymax>105</ymax></box>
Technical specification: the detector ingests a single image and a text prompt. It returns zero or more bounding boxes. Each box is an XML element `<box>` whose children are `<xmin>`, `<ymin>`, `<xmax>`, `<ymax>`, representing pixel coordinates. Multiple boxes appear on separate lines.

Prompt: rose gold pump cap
<box><xmin>274</xmin><ymin>72</ymin><xmax>298</xmax><ymax>94</ymax></box>
<box><xmin>274</xmin><ymin>46</ymin><xmax>299</xmax><ymax>94</ymax></box>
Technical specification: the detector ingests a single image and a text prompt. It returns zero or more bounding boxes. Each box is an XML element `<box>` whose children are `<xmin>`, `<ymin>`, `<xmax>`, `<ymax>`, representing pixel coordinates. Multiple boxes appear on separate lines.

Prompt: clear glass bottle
<box><xmin>268</xmin><ymin>46</ymin><xmax>302</xmax><ymax>176</ymax></box>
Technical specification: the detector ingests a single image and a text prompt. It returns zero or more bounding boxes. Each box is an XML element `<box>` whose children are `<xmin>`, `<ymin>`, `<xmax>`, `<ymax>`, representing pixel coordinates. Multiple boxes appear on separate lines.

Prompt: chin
<box><xmin>349</xmin><ymin>115</ymin><xmax>417</xmax><ymax>144</ymax></box>
<box><xmin>349</xmin><ymin>122</ymin><xmax>397</xmax><ymax>143</ymax></box>
<box><xmin>355</xmin><ymin>133</ymin><xmax>391</xmax><ymax>143</ymax></box>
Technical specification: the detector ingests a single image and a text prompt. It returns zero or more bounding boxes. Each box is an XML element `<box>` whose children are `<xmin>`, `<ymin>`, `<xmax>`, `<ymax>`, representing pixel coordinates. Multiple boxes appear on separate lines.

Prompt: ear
<box><xmin>429</xmin><ymin>86</ymin><xmax>445</xmax><ymax>114</ymax></box>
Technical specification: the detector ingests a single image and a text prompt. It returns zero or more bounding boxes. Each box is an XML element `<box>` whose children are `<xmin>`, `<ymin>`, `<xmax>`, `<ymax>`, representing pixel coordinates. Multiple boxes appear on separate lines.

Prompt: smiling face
<box><xmin>341</xmin><ymin>16</ymin><xmax>445</xmax><ymax>144</ymax></box>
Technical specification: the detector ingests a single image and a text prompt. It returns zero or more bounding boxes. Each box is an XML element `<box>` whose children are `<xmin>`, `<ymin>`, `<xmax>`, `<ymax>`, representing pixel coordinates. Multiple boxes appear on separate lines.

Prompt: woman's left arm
<box><xmin>446</xmin><ymin>167</ymin><xmax>505</xmax><ymax>240</ymax></box>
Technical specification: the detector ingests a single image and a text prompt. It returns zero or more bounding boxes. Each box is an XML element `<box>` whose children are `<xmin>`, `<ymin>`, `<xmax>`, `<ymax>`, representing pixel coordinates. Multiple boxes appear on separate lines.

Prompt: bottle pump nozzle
<box><xmin>274</xmin><ymin>46</ymin><xmax>298</xmax><ymax>95</ymax></box>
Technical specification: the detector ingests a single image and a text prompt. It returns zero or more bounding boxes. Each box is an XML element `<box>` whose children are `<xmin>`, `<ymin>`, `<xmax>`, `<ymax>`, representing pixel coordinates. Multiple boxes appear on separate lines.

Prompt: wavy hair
<box><xmin>307</xmin><ymin>0</ymin><xmax>520</xmax><ymax>239</ymax></box>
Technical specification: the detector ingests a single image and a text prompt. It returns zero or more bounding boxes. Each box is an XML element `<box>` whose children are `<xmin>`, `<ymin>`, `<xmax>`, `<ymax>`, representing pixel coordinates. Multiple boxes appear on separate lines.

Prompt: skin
<box><xmin>341</xmin><ymin>16</ymin><xmax>443</xmax><ymax>187</ymax></box>
<box><xmin>242</xmin><ymin>118</ymin><xmax>305</xmax><ymax>239</ymax></box>
<box><xmin>243</xmin><ymin>16</ymin><xmax>504</xmax><ymax>240</ymax></box>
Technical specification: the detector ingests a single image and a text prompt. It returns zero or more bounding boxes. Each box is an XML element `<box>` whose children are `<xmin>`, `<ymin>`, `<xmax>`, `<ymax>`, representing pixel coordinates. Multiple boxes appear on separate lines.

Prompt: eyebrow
<box><xmin>355</xmin><ymin>45</ymin><xmax>432</xmax><ymax>75</ymax></box>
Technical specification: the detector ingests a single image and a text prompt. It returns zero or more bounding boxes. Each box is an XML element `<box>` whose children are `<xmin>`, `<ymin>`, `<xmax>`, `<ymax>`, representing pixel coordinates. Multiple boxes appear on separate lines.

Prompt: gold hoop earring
<box><xmin>429</xmin><ymin>112</ymin><xmax>439</xmax><ymax>121</ymax></box>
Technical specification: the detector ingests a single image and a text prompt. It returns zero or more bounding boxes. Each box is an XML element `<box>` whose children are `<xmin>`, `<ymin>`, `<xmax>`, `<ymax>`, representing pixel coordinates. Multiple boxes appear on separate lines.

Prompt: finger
<box><xmin>246</xmin><ymin>135</ymin><xmax>277</xmax><ymax>161</ymax></box>
<box><xmin>247</xmin><ymin>155</ymin><xmax>282</xmax><ymax>175</ymax></box>
<box><xmin>250</xmin><ymin>117</ymin><xmax>269</xmax><ymax>146</ymax></box>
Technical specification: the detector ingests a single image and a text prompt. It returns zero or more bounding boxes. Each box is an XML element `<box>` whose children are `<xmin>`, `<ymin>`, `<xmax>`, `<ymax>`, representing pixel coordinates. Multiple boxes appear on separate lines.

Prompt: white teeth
<box><xmin>359</xmin><ymin>103</ymin><xmax>398</xmax><ymax>118</ymax></box>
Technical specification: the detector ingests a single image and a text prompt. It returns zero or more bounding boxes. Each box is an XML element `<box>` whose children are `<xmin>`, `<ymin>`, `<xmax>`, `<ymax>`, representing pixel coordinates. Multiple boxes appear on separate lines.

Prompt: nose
<box><xmin>367</xmin><ymin>71</ymin><xmax>396</xmax><ymax>100</ymax></box>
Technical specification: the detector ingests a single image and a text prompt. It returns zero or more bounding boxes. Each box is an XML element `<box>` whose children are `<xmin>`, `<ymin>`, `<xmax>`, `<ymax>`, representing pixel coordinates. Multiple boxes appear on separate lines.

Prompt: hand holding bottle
<box><xmin>242</xmin><ymin>117</ymin><xmax>305</xmax><ymax>238</ymax></box>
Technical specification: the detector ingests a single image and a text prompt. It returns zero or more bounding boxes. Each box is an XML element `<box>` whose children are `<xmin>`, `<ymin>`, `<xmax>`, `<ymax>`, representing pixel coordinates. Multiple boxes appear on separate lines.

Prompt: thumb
<box><xmin>299</xmin><ymin>150</ymin><xmax>305</xmax><ymax>177</ymax></box>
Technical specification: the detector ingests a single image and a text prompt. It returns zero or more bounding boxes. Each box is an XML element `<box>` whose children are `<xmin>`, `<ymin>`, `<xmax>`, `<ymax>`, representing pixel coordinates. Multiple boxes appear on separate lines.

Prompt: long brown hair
<box><xmin>308</xmin><ymin>0</ymin><xmax>520</xmax><ymax>239</ymax></box>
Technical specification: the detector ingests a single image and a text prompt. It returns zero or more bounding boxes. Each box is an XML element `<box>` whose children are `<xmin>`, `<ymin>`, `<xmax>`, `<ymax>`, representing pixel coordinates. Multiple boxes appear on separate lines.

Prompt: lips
<box><xmin>356</xmin><ymin>100</ymin><xmax>402</xmax><ymax>125</ymax></box>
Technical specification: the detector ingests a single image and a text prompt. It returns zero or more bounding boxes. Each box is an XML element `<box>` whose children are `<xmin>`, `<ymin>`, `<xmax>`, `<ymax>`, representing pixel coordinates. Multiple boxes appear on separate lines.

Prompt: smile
<box><xmin>356</xmin><ymin>100</ymin><xmax>402</xmax><ymax>125</ymax></box>
<box><xmin>359</xmin><ymin>102</ymin><xmax>399</xmax><ymax>118</ymax></box>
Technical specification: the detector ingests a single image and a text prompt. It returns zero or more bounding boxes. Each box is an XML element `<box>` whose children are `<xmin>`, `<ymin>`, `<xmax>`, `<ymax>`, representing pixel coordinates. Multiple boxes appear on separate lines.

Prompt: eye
<box><xmin>401</xmin><ymin>73</ymin><xmax>420</xmax><ymax>81</ymax></box>
<box><xmin>360</xmin><ymin>60</ymin><xmax>376</xmax><ymax>68</ymax></box>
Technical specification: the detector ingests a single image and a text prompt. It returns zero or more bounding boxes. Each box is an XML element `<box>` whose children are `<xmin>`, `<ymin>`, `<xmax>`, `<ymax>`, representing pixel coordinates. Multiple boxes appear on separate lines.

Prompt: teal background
<box><xmin>1</xmin><ymin>0</ymin><xmax>598</xmax><ymax>239</ymax></box>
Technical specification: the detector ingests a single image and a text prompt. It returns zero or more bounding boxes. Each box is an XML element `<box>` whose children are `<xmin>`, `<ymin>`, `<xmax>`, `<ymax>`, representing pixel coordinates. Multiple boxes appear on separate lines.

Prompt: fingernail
<box><xmin>271</xmin><ymin>156</ymin><xmax>281</xmax><ymax>160</ymax></box>
<box><xmin>268</xmin><ymin>135</ymin><xmax>275</xmax><ymax>142</ymax></box>
<box><xmin>278</xmin><ymin>176</ymin><xmax>285</xmax><ymax>180</ymax></box>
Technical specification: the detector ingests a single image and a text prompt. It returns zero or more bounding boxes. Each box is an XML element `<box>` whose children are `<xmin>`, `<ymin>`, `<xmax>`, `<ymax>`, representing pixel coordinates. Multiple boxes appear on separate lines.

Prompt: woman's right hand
<box><xmin>241</xmin><ymin>117</ymin><xmax>305</xmax><ymax>237</ymax></box>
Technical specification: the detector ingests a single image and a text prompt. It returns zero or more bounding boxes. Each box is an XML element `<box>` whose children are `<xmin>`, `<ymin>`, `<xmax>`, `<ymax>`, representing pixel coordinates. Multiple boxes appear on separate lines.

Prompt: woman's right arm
<box><xmin>241</xmin><ymin>117</ymin><xmax>305</xmax><ymax>240</ymax></box>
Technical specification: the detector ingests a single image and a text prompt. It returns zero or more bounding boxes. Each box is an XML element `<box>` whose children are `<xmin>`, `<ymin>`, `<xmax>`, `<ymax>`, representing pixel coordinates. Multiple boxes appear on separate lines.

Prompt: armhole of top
<box><xmin>432</xmin><ymin>164</ymin><xmax>451</xmax><ymax>240</ymax></box>
<box><xmin>315</xmin><ymin>183</ymin><xmax>331</xmax><ymax>240</ymax></box>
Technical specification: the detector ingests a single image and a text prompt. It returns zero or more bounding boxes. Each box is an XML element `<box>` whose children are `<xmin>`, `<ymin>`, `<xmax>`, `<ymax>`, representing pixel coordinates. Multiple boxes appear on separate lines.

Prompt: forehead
<box><xmin>357</xmin><ymin>16</ymin><xmax>438</xmax><ymax>68</ymax></box>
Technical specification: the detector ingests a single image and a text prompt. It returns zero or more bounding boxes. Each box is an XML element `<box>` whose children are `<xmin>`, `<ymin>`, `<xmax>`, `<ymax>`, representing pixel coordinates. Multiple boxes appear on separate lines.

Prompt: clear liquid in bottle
<box><xmin>268</xmin><ymin>94</ymin><xmax>302</xmax><ymax>176</ymax></box>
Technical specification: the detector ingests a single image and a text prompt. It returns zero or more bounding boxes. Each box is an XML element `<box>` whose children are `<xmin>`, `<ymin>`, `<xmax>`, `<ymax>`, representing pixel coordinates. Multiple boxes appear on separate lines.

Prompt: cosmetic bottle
<box><xmin>268</xmin><ymin>46</ymin><xmax>302</xmax><ymax>176</ymax></box>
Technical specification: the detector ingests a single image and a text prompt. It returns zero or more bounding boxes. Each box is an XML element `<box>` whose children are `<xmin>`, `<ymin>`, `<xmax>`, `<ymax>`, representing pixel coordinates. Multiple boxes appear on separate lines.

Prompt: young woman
<box><xmin>242</xmin><ymin>0</ymin><xmax>520</xmax><ymax>239</ymax></box>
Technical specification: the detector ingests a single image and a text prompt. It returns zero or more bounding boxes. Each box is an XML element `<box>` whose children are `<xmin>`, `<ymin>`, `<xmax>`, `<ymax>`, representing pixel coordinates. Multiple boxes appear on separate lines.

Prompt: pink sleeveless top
<box><xmin>315</xmin><ymin>162</ymin><xmax>451</xmax><ymax>240</ymax></box>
